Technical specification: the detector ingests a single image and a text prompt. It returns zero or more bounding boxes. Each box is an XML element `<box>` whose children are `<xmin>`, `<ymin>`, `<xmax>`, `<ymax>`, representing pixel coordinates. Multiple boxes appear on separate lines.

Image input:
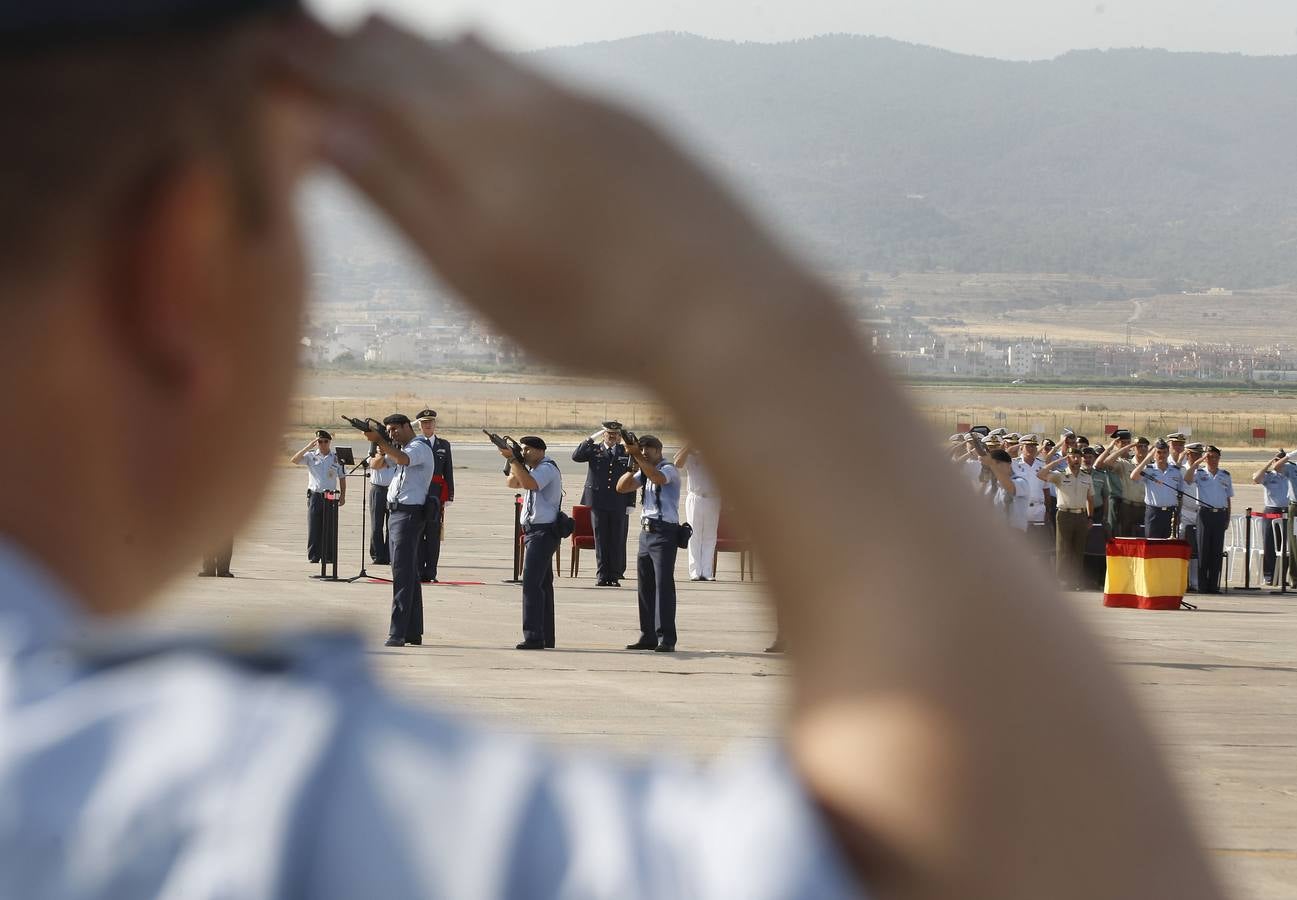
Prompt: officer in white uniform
<box><xmin>290</xmin><ymin>429</ymin><xmax>346</xmax><ymax>564</ymax></box>
<box><xmin>676</xmin><ymin>444</ymin><xmax>721</xmax><ymax>581</ymax></box>
<box><xmin>368</xmin><ymin>414</ymin><xmax>435</xmax><ymax>646</ymax></box>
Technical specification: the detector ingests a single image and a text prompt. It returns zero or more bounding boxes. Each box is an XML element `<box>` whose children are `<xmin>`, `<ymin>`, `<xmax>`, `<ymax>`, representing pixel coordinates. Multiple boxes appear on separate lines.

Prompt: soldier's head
<box><xmin>1081</xmin><ymin>447</ymin><xmax>1097</xmax><ymax>468</ymax></box>
<box><xmin>383</xmin><ymin>414</ymin><xmax>415</xmax><ymax>446</ymax></box>
<box><xmin>1019</xmin><ymin>437</ymin><xmax>1039</xmax><ymax>462</ymax></box>
<box><xmin>519</xmin><ymin>436</ymin><xmax>547</xmax><ymax>467</ymax></box>
<box><xmin>1152</xmin><ymin>439</ymin><xmax>1170</xmax><ymax>463</ymax></box>
<box><xmin>1066</xmin><ymin>447</ymin><xmax>1083</xmax><ymax>471</ymax></box>
<box><xmin>1</xmin><ymin>2</ymin><xmax>317</xmax><ymax>613</ymax></box>
<box><xmin>416</xmin><ymin>409</ymin><xmax>437</xmax><ymax>437</ymax></box>
<box><xmin>638</xmin><ymin>435</ymin><xmax>665</xmax><ymax>465</ymax></box>
<box><xmin>1206</xmin><ymin>446</ymin><xmax>1222</xmax><ymax>469</ymax></box>
<box><xmin>315</xmin><ymin>429</ymin><xmax>332</xmax><ymax>453</ymax></box>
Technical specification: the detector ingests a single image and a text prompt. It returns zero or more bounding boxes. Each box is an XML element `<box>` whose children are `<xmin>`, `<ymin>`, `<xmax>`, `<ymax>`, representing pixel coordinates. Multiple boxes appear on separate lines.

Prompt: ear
<box><xmin>103</xmin><ymin>156</ymin><xmax>237</xmax><ymax>415</ymax></box>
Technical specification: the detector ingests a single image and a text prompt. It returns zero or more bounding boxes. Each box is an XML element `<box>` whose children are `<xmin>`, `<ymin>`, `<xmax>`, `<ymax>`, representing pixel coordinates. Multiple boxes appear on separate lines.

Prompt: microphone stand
<box><xmin>344</xmin><ymin>458</ymin><xmax>372</xmax><ymax>584</ymax></box>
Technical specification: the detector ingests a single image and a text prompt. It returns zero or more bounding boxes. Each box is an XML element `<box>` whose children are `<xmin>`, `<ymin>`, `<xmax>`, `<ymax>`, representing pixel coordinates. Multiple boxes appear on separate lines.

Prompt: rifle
<box><xmin>484</xmin><ymin>429</ymin><xmax>526</xmax><ymax>474</ymax></box>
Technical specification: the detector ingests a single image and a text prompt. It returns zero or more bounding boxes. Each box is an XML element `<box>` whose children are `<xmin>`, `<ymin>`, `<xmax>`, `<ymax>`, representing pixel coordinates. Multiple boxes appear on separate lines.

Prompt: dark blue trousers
<box><xmin>591</xmin><ymin>507</ymin><xmax>628</xmax><ymax>582</ymax></box>
<box><xmin>369</xmin><ymin>484</ymin><xmax>390</xmax><ymax>564</ymax></box>
<box><xmin>1197</xmin><ymin>509</ymin><xmax>1229</xmax><ymax>592</ymax></box>
<box><xmin>637</xmin><ymin>525</ymin><xmax>679</xmax><ymax>646</ymax></box>
<box><xmin>1143</xmin><ymin>506</ymin><xmax>1175</xmax><ymax>540</ymax></box>
<box><xmin>522</xmin><ymin>526</ymin><xmax>558</xmax><ymax>646</ymax></box>
<box><xmin>307</xmin><ymin>491</ymin><xmax>339</xmax><ymax>563</ymax></box>
<box><xmin>388</xmin><ymin>507</ymin><xmax>425</xmax><ymax>641</ymax></box>
<box><xmin>418</xmin><ymin>496</ymin><xmax>443</xmax><ymax>581</ymax></box>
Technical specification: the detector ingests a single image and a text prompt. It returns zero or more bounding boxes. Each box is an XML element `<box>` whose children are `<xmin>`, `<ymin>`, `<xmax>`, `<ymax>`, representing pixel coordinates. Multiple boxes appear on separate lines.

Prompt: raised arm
<box><xmin>290</xmin><ymin>437</ymin><xmax>318</xmax><ymax>465</ymax></box>
<box><xmin>277</xmin><ymin>21</ymin><xmax>1221</xmax><ymax>900</ymax></box>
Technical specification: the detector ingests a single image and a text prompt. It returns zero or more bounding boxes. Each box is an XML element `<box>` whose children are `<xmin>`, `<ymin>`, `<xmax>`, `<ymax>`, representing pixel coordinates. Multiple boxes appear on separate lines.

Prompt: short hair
<box><xmin>989</xmin><ymin>449</ymin><xmax>1012</xmax><ymax>464</ymax></box>
<box><xmin>383</xmin><ymin>414</ymin><xmax>412</xmax><ymax>427</ymax></box>
<box><xmin>638</xmin><ymin>435</ymin><xmax>664</xmax><ymax>452</ymax></box>
<box><xmin>0</xmin><ymin>18</ymin><xmax>288</xmax><ymax>290</ymax></box>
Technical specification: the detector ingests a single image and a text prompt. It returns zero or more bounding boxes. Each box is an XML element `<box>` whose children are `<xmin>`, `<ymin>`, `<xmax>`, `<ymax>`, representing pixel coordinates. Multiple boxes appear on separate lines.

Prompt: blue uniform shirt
<box><xmin>389</xmin><ymin>438</ymin><xmax>434</xmax><ymax>505</ymax></box>
<box><xmin>636</xmin><ymin>462</ymin><xmax>681</xmax><ymax>524</ymax></box>
<box><xmin>1191</xmin><ymin>468</ymin><xmax>1234</xmax><ymax>511</ymax></box>
<box><xmin>1258</xmin><ymin>469</ymin><xmax>1289</xmax><ymax>508</ymax></box>
<box><xmin>370</xmin><ymin>457</ymin><xmax>396</xmax><ymax>488</ymax></box>
<box><xmin>1139</xmin><ymin>463</ymin><xmax>1184</xmax><ymax>507</ymax></box>
<box><xmin>522</xmin><ymin>458</ymin><xmax>563</xmax><ymax>526</ymax></box>
<box><xmin>0</xmin><ymin>540</ymin><xmax>863</xmax><ymax>899</ymax></box>
<box><xmin>299</xmin><ymin>449</ymin><xmax>343</xmax><ymax>492</ymax></box>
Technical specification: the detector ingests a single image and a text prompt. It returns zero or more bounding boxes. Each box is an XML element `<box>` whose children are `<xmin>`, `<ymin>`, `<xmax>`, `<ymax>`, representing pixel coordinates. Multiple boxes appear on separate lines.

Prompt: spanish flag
<box><xmin>1103</xmin><ymin>538</ymin><xmax>1190</xmax><ymax>610</ymax></box>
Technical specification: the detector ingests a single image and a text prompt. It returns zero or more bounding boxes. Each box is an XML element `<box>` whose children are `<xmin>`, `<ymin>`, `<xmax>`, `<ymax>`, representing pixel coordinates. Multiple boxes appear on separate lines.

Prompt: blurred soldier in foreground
<box><xmin>0</xmin><ymin>4</ymin><xmax>1221</xmax><ymax>899</ymax></box>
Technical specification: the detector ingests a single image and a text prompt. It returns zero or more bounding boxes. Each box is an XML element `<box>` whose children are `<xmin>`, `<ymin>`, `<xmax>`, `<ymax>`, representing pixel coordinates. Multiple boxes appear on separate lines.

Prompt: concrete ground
<box><xmin>147</xmin><ymin>444</ymin><xmax>1296</xmax><ymax>899</ymax></box>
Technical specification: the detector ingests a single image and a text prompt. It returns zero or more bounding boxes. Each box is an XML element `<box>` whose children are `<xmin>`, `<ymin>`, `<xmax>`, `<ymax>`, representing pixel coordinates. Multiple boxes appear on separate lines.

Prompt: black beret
<box><xmin>382</xmin><ymin>413</ymin><xmax>411</xmax><ymax>427</ymax></box>
<box><xmin>1112</xmin><ymin>429</ymin><xmax>1132</xmax><ymax>440</ymax></box>
<box><xmin>519</xmin><ymin>436</ymin><xmax>547</xmax><ymax>451</ymax></box>
<box><xmin>415</xmin><ymin>409</ymin><xmax>437</xmax><ymax>420</ymax></box>
<box><xmin>315</xmin><ymin>430</ymin><xmax>331</xmax><ymax>440</ymax></box>
<box><xmin>969</xmin><ymin>425</ymin><xmax>991</xmax><ymax>437</ymax></box>
<box><xmin>1</xmin><ymin>0</ymin><xmax>299</xmax><ymax>46</ymax></box>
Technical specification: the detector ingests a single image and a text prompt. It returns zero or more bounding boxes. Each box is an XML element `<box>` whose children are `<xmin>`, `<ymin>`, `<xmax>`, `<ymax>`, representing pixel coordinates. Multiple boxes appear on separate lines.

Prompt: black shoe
<box><xmin>197</xmin><ymin>571</ymin><xmax>215</xmax><ymax>578</ymax></box>
<box><xmin>610</xmin><ymin>580</ymin><xmax>621</xmax><ymax>587</ymax></box>
<box><xmin>765</xmin><ymin>640</ymin><xmax>785</xmax><ymax>653</ymax></box>
<box><xmin>516</xmin><ymin>639</ymin><xmax>546</xmax><ymax>650</ymax></box>
<box><xmin>217</xmin><ymin>572</ymin><xmax>234</xmax><ymax>578</ymax></box>
<box><xmin>654</xmin><ymin>643</ymin><xmax>676</xmax><ymax>653</ymax></box>
<box><xmin>407</xmin><ymin>637</ymin><xmax>422</xmax><ymax>646</ymax></box>
<box><xmin>309</xmin><ymin>558</ymin><xmax>321</xmax><ymax>565</ymax></box>
<box><xmin>596</xmin><ymin>580</ymin><xmax>609</xmax><ymax>586</ymax></box>
<box><xmin>544</xmin><ymin>641</ymin><xmax>555</xmax><ymax>649</ymax></box>
<box><xmin>625</xmin><ymin>639</ymin><xmax>657</xmax><ymax>650</ymax></box>
<box><xmin>384</xmin><ymin>637</ymin><xmax>405</xmax><ymax>647</ymax></box>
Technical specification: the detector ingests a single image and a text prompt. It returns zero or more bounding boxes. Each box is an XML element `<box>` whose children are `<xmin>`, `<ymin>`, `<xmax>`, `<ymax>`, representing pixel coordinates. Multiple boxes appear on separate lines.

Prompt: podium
<box><xmin>1103</xmin><ymin>538</ymin><xmax>1190</xmax><ymax>610</ymax></box>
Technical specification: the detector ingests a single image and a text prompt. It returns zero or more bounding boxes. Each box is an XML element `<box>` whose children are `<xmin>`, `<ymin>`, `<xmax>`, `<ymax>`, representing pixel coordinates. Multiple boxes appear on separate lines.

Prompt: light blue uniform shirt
<box><xmin>298</xmin><ymin>449</ymin><xmax>343</xmax><ymax>492</ymax></box>
<box><xmin>1191</xmin><ymin>467</ymin><xmax>1234</xmax><ymax>511</ymax></box>
<box><xmin>1258</xmin><ymin>469</ymin><xmax>1289</xmax><ymax>508</ymax></box>
<box><xmin>0</xmin><ymin>540</ymin><xmax>863</xmax><ymax>899</ymax></box>
<box><xmin>1139</xmin><ymin>463</ymin><xmax>1184</xmax><ymax>507</ymax></box>
<box><xmin>522</xmin><ymin>458</ymin><xmax>563</xmax><ymax>526</ymax></box>
<box><xmin>389</xmin><ymin>438</ymin><xmax>434</xmax><ymax>505</ymax></box>
<box><xmin>370</xmin><ymin>453</ymin><xmax>396</xmax><ymax>488</ymax></box>
<box><xmin>636</xmin><ymin>462</ymin><xmax>681</xmax><ymax>524</ymax></box>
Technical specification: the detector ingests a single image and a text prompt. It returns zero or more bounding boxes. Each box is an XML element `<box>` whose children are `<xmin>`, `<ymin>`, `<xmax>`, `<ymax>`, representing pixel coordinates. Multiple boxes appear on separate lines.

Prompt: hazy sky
<box><xmin>310</xmin><ymin>0</ymin><xmax>1297</xmax><ymax>59</ymax></box>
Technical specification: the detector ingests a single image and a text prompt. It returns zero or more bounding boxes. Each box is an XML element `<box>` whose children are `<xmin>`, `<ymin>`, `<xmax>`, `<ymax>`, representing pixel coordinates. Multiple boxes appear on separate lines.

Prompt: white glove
<box><xmin>590</xmin><ymin>429</ymin><xmax>606</xmax><ymax>442</ymax></box>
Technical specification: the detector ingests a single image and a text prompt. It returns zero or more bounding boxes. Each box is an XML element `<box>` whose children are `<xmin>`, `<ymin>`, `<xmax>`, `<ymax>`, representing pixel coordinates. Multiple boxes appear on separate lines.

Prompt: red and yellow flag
<box><xmin>1103</xmin><ymin>538</ymin><xmax>1190</xmax><ymax>610</ymax></box>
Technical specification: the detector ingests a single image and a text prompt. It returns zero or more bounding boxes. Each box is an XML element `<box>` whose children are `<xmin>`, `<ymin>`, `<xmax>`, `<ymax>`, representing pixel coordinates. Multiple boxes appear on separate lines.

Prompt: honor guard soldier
<box><xmin>1131</xmin><ymin>439</ymin><xmax>1183</xmax><ymax>539</ymax></box>
<box><xmin>1251</xmin><ymin>449</ymin><xmax>1293</xmax><ymax>586</ymax></box>
<box><xmin>504</xmin><ymin>436</ymin><xmax>563</xmax><ymax>650</ymax></box>
<box><xmin>618</xmin><ymin>435</ymin><xmax>683</xmax><ymax>651</ymax></box>
<box><xmin>572</xmin><ymin>421</ymin><xmax>634</xmax><ymax>585</ymax></box>
<box><xmin>1038</xmin><ymin>447</ymin><xmax>1093</xmax><ymax>590</ymax></box>
<box><xmin>290</xmin><ymin>429</ymin><xmax>346</xmax><ymax>564</ymax></box>
<box><xmin>368</xmin><ymin>442</ymin><xmax>394</xmax><ymax>565</ymax></box>
<box><xmin>414</xmin><ymin>409</ymin><xmax>453</xmax><ymax>582</ymax></box>
<box><xmin>367</xmin><ymin>415</ymin><xmax>435</xmax><ymax>646</ymax></box>
<box><xmin>675</xmin><ymin>444</ymin><xmax>721</xmax><ymax>581</ymax></box>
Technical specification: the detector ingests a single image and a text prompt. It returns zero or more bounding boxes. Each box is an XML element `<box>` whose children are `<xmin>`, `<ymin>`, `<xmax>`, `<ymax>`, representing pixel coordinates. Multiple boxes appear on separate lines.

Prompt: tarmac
<box><xmin>145</xmin><ymin>444</ymin><xmax>1296</xmax><ymax>899</ymax></box>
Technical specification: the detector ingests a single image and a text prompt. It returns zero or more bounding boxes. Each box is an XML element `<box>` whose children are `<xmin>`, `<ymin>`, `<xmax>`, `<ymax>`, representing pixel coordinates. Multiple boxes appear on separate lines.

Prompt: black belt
<box><xmin>1151</xmin><ymin>505</ymin><xmax>1176</xmax><ymax>511</ymax></box>
<box><xmin>388</xmin><ymin>502</ymin><xmax>425</xmax><ymax>513</ymax></box>
<box><xmin>641</xmin><ymin>519</ymin><xmax>680</xmax><ymax>533</ymax></box>
<box><xmin>522</xmin><ymin>522</ymin><xmax>557</xmax><ymax>534</ymax></box>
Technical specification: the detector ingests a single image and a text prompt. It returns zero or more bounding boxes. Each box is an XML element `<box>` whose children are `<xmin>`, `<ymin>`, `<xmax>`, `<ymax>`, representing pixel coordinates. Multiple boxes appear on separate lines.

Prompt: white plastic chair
<box><xmin>1224</xmin><ymin>514</ymin><xmax>1263</xmax><ymax>587</ymax></box>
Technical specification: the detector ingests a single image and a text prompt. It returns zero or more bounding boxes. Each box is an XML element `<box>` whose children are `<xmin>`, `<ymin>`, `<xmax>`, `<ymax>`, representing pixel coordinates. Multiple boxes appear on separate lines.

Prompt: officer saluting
<box><xmin>504</xmin><ymin>436</ymin><xmax>563</xmax><ymax>650</ymax></box>
<box><xmin>618</xmin><ymin>435</ymin><xmax>683</xmax><ymax>652</ymax></box>
<box><xmin>367</xmin><ymin>414</ymin><xmax>435</xmax><ymax>647</ymax></box>
<box><xmin>572</xmin><ymin>421</ymin><xmax>634</xmax><ymax>586</ymax></box>
<box><xmin>414</xmin><ymin>409</ymin><xmax>454</xmax><ymax>582</ymax></box>
<box><xmin>1131</xmin><ymin>439</ymin><xmax>1184</xmax><ymax>539</ymax></box>
<box><xmin>289</xmin><ymin>430</ymin><xmax>346</xmax><ymax>564</ymax></box>
<box><xmin>1185</xmin><ymin>444</ymin><xmax>1233</xmax><ymax>593</ymax></box>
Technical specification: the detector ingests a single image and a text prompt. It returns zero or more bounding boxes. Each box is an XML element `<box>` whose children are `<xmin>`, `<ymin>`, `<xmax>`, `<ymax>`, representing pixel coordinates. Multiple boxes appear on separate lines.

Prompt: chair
<box><xmin>713</xmin><ymin>511</ymin><xmax>753</xmax><ymax>581</ymax></box>
<box><xmin>569</xmin><ymin>505</ymin><xmax>596</xmax><ymax>577</ymax></box>
<box><xmin>1224</xmin><ymin>514</ymin><xmax>1263</xmax><ymax>587</ymax></box>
